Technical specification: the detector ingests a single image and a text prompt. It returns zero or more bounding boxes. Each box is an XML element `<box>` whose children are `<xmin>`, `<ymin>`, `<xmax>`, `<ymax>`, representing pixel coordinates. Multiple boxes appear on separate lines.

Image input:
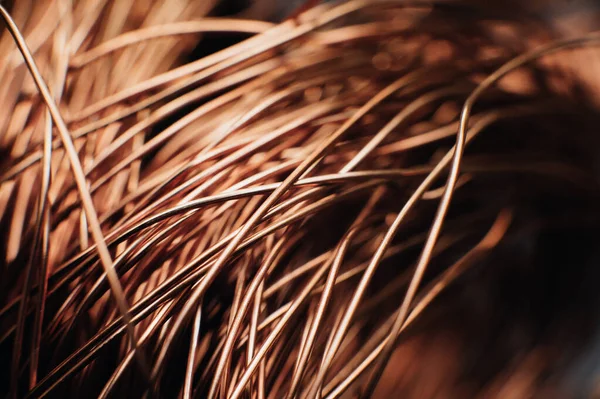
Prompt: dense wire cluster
<box><xmin>2</xmin><ymin>1</ymin><xmax>600</xmax><ymax>398</ymax></box>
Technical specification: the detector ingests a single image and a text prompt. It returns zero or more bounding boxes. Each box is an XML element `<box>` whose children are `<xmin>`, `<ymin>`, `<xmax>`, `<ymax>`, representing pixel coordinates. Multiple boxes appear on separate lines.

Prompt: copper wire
<box><xmin>2</xmin><ymin>0</ymin><xmax>600</xmax><ymax>398</ymax></box>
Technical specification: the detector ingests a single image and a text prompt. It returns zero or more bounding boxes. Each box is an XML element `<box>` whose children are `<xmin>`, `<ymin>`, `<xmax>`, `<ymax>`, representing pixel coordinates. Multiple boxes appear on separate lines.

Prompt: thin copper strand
<box><xmin>70</xmin><ymin>19</ymin><xmax>274</xmax><ymax>68</ymax></box>
<box><xmin>0</xmin><ymin>4</ymin><xmax>151</xmax><ymax>393</ymax></box>
<box><xmin>362</xmin><ymin>31</ymin><xmax>600</xmax><ymax>398</ymax></box>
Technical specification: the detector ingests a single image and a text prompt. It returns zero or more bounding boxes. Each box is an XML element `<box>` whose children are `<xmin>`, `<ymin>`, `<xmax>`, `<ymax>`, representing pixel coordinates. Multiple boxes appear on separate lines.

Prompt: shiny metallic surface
<box><xmin>2</xmin><ymin>1</ymin><xmax>600</xmax><ymax>398</ymax></box>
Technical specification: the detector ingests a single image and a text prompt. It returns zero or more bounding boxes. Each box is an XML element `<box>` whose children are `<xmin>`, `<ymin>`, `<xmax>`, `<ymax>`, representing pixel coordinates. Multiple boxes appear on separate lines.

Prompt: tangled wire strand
<box><xmin>3</xmin><ymin>0</ymin><xmax>600</xmax><ymax>398</ymax></box>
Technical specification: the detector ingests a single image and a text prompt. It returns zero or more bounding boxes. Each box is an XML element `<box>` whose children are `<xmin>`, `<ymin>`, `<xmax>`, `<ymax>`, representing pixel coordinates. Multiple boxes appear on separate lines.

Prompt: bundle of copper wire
<box><xmin>2</xmin><ymin>0</ymin><xmax>600</xmax><ymax>398</ymax></box>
